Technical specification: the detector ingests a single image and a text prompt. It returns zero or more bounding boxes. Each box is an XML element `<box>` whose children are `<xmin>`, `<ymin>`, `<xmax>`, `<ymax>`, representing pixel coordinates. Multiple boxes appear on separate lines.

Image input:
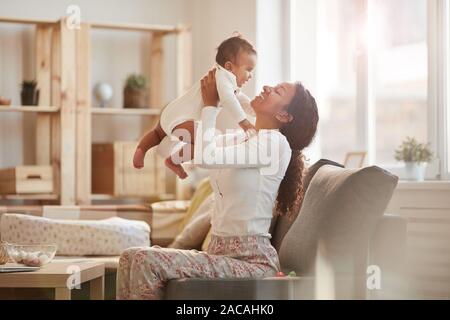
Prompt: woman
<box><xmin>117</xmin><ymin>70</ymin><xmax>319</xmax><ymax>300</ymax></box>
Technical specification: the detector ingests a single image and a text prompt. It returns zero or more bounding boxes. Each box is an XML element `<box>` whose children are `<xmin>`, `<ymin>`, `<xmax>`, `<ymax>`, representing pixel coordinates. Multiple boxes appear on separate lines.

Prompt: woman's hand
<box><xmin>201</xmin><ymin>69</ymin><xmax>219</xmax><ymax>107</ymax></box>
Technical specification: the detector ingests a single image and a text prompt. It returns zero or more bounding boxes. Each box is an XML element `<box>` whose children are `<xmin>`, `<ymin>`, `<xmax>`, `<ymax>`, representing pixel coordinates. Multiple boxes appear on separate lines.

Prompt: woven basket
<box><xmin>0</xmin><ymin>241</ymin><xmax>10</xmax><ymax>265</ymax></box>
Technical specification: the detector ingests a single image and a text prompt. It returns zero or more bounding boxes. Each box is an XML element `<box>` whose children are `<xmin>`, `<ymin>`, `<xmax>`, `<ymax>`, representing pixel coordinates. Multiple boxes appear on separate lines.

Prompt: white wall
<box><xmin>0</xmin><ymin>23</ymin><xmax>35</xmax><ymax>166</ymax></box>
<box><xmin>255</xmin><ymin>0</ymin><xmax>290</xmax><ymax>90</ymax></box>
<box><xmin>189</xmin><ymin>0</ymin><xmax>257</xmax><ymax>96</ymax></box>
<box><xmin>289</xmin><ymin>0</ymin><xmax>322</xmax><ymax>163</ymax></box>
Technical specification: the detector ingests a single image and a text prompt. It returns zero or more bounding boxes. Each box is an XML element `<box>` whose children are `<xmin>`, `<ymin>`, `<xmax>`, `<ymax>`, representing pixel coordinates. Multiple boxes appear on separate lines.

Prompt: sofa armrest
<box><xmin>150</xmin><ymin>200</ymin><xmax>190</xmax><ymax>215</ymax></box>
<box><xmin>368</xmin><ymin>214</ymin><xmax>408</xmax><ymax>299</ymax></box>
<box><xmin>165</xmin><ymin>277</ymin><xmax>314</xmax><ymax>300</ymax></box>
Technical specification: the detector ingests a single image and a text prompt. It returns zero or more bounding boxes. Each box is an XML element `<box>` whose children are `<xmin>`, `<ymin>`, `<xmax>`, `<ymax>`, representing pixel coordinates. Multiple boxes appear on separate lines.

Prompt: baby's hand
<box><xmin>133</xmin><ymin>148</ymin><xmax>145</xmax><ymax>169</ymax></box>
<box><xmin>239</xmin><ymin>119</ymin><xmax>257</xmax><ymax>140</ymax></box>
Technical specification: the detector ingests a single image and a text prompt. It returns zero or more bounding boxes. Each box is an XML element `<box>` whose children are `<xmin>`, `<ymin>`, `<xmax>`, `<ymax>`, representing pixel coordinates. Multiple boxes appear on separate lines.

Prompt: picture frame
<box><xmin>343</xmin><ymin>152</ymin><xmax>367</xmax><ymax>168</ymax></box>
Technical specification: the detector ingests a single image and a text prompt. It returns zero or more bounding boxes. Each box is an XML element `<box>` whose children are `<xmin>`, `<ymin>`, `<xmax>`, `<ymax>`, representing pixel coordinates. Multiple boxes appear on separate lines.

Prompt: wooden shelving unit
<box><xmin>0</xmin><ymin>17</ymin><xmax>64</xmax><ymax>205</ymax></box>
<box><xmin>0</xmin><ymin>16</ymin><xmax>192</xmax><ymax>206</ymax></box>
<box><xmin>87</xmin><ymin>20</ymin><xmax>191</xmax><ymax>205</ymax></box>
<box><xmin>90</xmin><ymin>193</ymin><xmax>174</xmax><ymax>201</ymax></box>
<box><xmin>0</xmin><ymin>106</ymin><xmax>60</xmax><ymax>113</ymax></box>
<box><xmin>90</xmin><ymin>21</ymin><xmax>178</xmax><ymax>33</ymax></box>
<box><xmin>0</xmin><ymin>194</ymin><xmax>59</xmax><ymax>201</ymax></box>
<box><xmin>0</xmin><ymin>17</ymin><xmax>57</xmax><ymax>25</ymax></box>
<box><xmin>91</xmin><ymin>107</ymin><xmax>161</xmax><ymax>116</ymax></box>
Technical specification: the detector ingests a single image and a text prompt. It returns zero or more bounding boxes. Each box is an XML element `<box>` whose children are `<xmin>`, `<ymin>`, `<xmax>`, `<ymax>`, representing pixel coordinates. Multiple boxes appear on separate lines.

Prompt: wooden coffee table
<box><xmin>0</xmin><ymin>262</ymin><xmax>105</xmax><ymax>300</ymax></box>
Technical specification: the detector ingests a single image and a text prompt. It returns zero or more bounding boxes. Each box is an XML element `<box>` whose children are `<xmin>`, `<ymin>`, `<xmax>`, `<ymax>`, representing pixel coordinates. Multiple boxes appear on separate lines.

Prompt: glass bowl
<box><xmin>6</xmin><ymin>244</ymin><xmax>57</xmax><ymax>267</ymax></box>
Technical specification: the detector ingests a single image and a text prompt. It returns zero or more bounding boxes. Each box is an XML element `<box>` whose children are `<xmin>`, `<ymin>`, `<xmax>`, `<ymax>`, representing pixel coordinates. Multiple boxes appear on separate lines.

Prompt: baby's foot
<box><xmin>133</xmin><ymin>148</ymin><xmax>145</xmax><ymax>169</ymax></box>
<box><xmin>165</xmin><ymin>157</ymin><xmax>188</xmax><ymax>179</ymax></box>
<box><xmin>244</xmin><ymin>128</ymin><xmax>257</xmax><ymax>141</ymax></box>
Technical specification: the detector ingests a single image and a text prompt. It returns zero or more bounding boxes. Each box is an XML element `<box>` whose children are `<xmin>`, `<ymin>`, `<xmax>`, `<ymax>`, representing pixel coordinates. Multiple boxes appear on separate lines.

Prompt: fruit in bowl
<box><xmin>6</xmin><ymin>244</ymin><xmax>57</xmax><ymax>267</ymax></box>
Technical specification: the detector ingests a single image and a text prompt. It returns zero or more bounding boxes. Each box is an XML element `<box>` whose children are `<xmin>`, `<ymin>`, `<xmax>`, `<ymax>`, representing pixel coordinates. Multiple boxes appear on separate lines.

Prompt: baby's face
<box><xmin>229</xmin><ymin>52</ymin><xmax>256</xmax><ymax>88</ymax></box>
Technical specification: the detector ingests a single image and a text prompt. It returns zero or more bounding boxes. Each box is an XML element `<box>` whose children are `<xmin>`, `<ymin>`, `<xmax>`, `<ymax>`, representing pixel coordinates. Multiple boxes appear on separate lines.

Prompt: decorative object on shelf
<box><xmin>0</xmin><ymin>241</ymin><xmax>10</xmax><ymax>265</ymax></box>
<box><xmin>20</xmin><ymin>80</ymin><xmax>40</xmax><ymax>106</ymax></box>
<box><xmin>92</xmin><ymin>142</ymin><xmax>166</xmax><ymax>197</ymax></box>
<box><xmin>395</xmin><ymin>137</ymin><xmax>433</xmax><ymax>181</ymax></box>
<box><xmin>123</xmin><ymin>74</ymin><xmax>149</xmax><ymax>108</ymax></box>
<box><xmin>0</xmin><ymin>165</ymin><xmax>53</xmax><ymax>195</ymax></box>
<box><xmin>0</xmin><ymin>96</ymin><xmax>12</xmax><ymax>106</ymax></box>
<box><xmin>94</xmin><ymin>82</ymin><xmax>113</xmax><ymax>108</ymax></box>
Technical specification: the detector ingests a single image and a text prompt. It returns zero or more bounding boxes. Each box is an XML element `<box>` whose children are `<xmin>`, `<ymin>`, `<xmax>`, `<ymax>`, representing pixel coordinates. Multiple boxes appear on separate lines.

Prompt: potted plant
<box><xmin>395</xmin><ymin>137</ymin><xmax>433</xmax><ymax>181</ymax></box>
<box><xmin>123</xmin><ymin>74</ymin><xmax>149</xmax><ymax>108</ymax></box>
<box><xmin>20</xmin><ymin>80</ymin><xmax>39</xmax><ymax>106</ymax></box>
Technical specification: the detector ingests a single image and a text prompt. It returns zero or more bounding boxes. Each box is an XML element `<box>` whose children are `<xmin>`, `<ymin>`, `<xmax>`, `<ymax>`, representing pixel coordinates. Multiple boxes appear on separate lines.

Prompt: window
<box><xmin>444</xmin><ymin>0</ymin><xmax>450</xmax><ymax>178</ymax></box>
<box><xmin>291</xmin><ymin>0</ymin><xmax>359</xmax><ymax>164</ymax></box>
<box><xmin>315</xmin><ymin>0</ymin><xmax>359</xmax><ymax>163</ymax></box>
<box><xmin>290</xmin><ymin>0</ymin><xmax>448</xmax><ymax>178</ymax></box>
<box><xmin>371</xmin><ymin>0</ymin><xmax>428</xmax><ymax>165</ymax></box>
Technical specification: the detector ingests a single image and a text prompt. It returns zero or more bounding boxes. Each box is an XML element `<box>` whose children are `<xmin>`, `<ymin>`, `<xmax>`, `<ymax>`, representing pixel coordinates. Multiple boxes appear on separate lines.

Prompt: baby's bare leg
<box><xmin>164</xmin><ymin>121</ymin><xmax>195</xmax><ymax>179</ymax></box>
<box><xmin>137</xmin><ymin>122</ymin><xmax>166</xmax><ymax>152</ymax></box>
<box><xmin>134</xmin><ymin>122</ymin><xmax>166</xmax><ymax>169</ymax></box>
<box><xmin>164</xmin><ymin>144</ymin><xmax>194</xmax><ymax>179</ymax></box>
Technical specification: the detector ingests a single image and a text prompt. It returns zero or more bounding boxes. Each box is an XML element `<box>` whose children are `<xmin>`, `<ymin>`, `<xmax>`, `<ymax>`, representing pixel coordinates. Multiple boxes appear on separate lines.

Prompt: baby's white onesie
<box><xmin>157</xmin><ymin>64</ymin><xmax>255</xmax><ymax>158</ymax></box>
<box><xmin>159</xmin><ymin>64</ymin><xmax>254</xmax><ymax>134</ymax></box>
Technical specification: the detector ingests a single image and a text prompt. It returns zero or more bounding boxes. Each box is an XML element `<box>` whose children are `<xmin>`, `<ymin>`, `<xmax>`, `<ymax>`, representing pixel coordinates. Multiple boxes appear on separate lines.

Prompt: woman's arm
<box><xmin>215</xmin><ymin>68</ymin><xmax>248</xmax><ymax>123</ymax></box>
<box><xmin>236</xmin><ymin>92</ymin><xmax>256</xmax><ymax>118</ymax></box>
<box><xmin>194</xmin><ymin>109</ymin><xmax>279</xmax><ymax>169</ymax></box>
<box><xmin>215</xmin><ymin>67</ymin><xmax>256</xmax><ymax>133</ymax></box>
<box><xmin>193</xmin><ymin>70</ymin><xmax>285</xmax><ymax>170</ymax></box>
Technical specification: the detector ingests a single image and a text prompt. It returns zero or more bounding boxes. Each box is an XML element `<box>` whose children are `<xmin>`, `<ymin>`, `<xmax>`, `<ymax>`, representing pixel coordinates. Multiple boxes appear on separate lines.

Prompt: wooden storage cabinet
<box><xmin>92</xmin><ymin>142</ymin><xmax>166</xmax><ymax>197</ymax></box>
<box><xmin>0</xmin><ymin>166</ymin><xmax>53</xmax><ymax>194</ymax></box>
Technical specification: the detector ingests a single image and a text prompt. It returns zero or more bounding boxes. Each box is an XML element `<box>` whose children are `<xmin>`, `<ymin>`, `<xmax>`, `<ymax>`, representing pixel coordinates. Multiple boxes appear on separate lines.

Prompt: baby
<box><xmin>133</xmin><ymin>35</ymin><xmax>257</xmax><ymax>178</ymax></box>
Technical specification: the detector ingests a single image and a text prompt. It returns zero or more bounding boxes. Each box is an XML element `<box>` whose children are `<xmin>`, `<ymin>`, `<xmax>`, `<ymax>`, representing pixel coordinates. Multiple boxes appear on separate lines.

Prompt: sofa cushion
<box><xmin>278</xmin><ymin>165</ymin><xmax>398</xmax><ymax>276</ymax></box>
<box><xmin>0</xmin><ymin>214</ymin><xmax>150</xmax><ymax>256</ymax></box>
<box><xmin>201</xmin><ymin>228</ymin><xmax>213</xmax><ymax>252</ymax></box>
<box><xmin>177</xmin><ymin>178</ymin><xmax>213</xmax><ymax>233</ymax></box>
<box><xmin>271</xmin><ymin>159</ymin><xmax>344</xmax><ymax>252</ymax></box>
<box><xmin>169</xmin><ymin>194</ymin><xmax>213</xmax><ymax>250</ymax></box>
<box><xmin>150</xmin><ymin>200</ymin><xmax>190</xmax><ymax>246</ymax></box>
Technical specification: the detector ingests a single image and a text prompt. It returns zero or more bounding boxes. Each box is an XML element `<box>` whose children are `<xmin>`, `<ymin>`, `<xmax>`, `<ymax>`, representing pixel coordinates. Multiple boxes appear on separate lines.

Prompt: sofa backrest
<box><xmin>271</xmin><ymin>159</ymin><xmax>344</xmax><ymax>252</ymax></box>
<box><xmin>278</xmin><ymin>165</ymin><xmax>398</xmax><ymax>277</ymax></box>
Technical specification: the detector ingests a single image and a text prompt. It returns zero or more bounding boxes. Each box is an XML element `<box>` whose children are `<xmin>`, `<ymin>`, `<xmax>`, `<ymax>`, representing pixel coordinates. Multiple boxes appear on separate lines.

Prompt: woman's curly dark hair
<box><xmin>275</xmin><ymin>82</ymin><xmax>319</xmax><ymax>218</ymax></box>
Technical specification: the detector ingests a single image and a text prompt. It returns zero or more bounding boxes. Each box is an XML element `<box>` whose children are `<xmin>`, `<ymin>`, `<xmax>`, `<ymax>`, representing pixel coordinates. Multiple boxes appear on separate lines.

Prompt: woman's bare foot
<box><xmin>165</xmin><ymin>157</ymin><xmax>188</xmax><ymax>179</ymax></box>
<box><xmin>133</xmin><ymin>148</ymin><xmax>145</xmax><ymax>169</ymax></box>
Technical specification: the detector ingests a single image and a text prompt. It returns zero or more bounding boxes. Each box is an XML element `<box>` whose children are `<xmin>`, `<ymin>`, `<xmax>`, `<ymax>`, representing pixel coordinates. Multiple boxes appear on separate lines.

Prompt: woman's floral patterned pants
<box><xmin>117</xmin><ymin>235</ymin><xmax>280</xmax><ymax>300</ymax></box>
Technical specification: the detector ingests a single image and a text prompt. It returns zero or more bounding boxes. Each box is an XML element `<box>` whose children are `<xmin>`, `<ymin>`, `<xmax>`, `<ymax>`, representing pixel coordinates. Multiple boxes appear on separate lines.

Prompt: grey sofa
<box><xmin>165</xmin><ymin>160</ymin><xmax>407</xmax><ymax>300</ymax></box>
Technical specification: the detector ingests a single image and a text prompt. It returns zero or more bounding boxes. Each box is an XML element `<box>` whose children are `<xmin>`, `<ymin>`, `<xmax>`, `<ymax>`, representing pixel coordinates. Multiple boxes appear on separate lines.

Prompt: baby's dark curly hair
<box><xmin>275</xmin><ymin>83</ymin><xmax>319</xmax><ymax>218</ymax></box>
<box><xmin>216</xmin><ymin>35</ymin><xmax>257</xmax><ymax>67</ymax></box>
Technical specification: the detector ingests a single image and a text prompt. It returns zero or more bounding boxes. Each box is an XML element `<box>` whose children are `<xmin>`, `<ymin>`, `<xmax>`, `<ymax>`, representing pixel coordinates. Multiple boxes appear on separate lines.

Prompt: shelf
<box><xmin>90</xmin><ymin>21</ymin><xmax>179</xmax><ymax>34</ymax></box>
<box><xmin>91</xmin><ymin>193</ymin><xmax>175</xmax><ymax>201</ymax></box>
<box><xmin>0</xmin><ymin>17</ymin><xmax>180</xmax><ymax>33</ymax></box>
<box><xmin>91</xmin><ymin>107</ymin><xmax>161</xmax><ymax>116</ymax></box>
<box><xmin>0</xmin><ymin>17</ymin><xmax>180</xmax><ymax>34</ymax></box>
<box><xmin>0</xmin><ymin>106</ymin><xmax>60</xmax><ymax>113</ymax></box>
<box><xmin>0</xmin><ymin>194</ymin><xmax>59</xmax><ymax>201</ymax></box>
<box><xmin>0</xmin><ymin>17</ymin><xmax>57</xmax><ymax>25</ymax></box>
